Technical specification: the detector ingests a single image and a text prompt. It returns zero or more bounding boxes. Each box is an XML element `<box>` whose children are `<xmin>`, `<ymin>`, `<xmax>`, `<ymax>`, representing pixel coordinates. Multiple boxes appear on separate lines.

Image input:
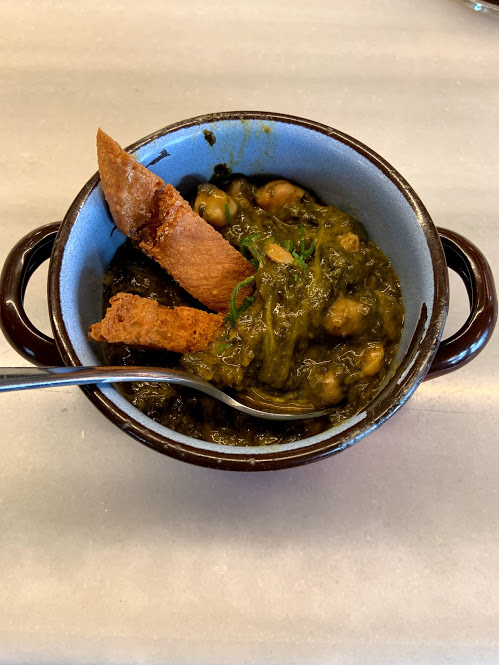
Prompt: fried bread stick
<box><xmin>97</xmin><ymin>128</ymin><xmax>164</xmax><ymax>240</ymax></box>
<box><xmin>88</xmin><ymin>293</ymin><xmax>224</xmax><ymax>353</ymax></box>
<box><xmin>97</xmin><ymin>129</ymin><xmax>254</xmax><ymax>313</ymax></box>
<box><xmin>139</xmin><ymin>184</ymin><xmax>255</xmax><ymax>313</ymax></box>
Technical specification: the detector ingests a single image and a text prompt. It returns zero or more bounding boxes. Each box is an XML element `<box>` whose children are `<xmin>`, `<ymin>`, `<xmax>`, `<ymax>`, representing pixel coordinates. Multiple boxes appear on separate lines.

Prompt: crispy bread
<box><xmin>139</xmin><ymin>184</ymin><xmax>255</xmax><ymax>313</ymax></box>
<box><xmin>97</xmin><ymin>128</ymin><xmax>164</xmax><ymax>240</ymax></box>
<box><xmin>88</xmin><ymin>292</ymin><xmax>224</xmax><ymax>353</ymax></box>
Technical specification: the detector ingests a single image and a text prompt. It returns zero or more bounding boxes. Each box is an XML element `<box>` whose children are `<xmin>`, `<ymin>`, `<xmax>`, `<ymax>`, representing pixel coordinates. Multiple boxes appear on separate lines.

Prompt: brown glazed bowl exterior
<box><xmin>1</xmin><ymin>112</ymin><xmax>497</xmax><ymax>470</ymax></box>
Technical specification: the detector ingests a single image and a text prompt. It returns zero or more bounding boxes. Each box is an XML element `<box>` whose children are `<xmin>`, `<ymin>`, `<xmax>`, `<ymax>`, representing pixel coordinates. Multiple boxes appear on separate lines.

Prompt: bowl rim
<box><xmin>48</xmin><ymin>111</ymin><xmax>448</xmax><ymax>471</ymax></box>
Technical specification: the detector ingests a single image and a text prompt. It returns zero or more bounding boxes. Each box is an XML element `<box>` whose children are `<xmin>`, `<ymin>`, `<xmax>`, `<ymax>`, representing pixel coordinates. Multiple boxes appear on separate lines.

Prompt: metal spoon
<box><xmin>0</xmin><ymin>366</ymin><xmax>329</xmax><ymax>421</ymax></box>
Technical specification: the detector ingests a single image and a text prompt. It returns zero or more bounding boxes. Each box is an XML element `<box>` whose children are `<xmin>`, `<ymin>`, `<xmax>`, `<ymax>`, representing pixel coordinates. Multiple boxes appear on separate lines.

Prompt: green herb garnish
<box><xmin>241</xmin><ymin>233</ymin><xmax>261</xmax><ymax>249</ymax></box>
<box><xmin>298</xmin><ymin>224</ymin><xmax>315</xmax><ymax>257</ymax></box>
<box><xmin>225</xmin><ymin>275</ymin><xmax>256</xmax><ymax>327</ymax></box>
<box><xmin>292</xmin><ymin>251</ymin><xmax>307</xmax><ymax>271</ymax></box>
<box><xmin>216</xmin><ymin>342</ymin><xmax>232</xmax><ymax>356</ymax></box>
<box><xmin>241</xmin><ymin>233</ymin><xmax>264</xmax><ymax>266</ymax></box>
<box><xmin>281</xmin><ymin>239</ymin><xmax>293</xmax><ymax>252</ymax></box>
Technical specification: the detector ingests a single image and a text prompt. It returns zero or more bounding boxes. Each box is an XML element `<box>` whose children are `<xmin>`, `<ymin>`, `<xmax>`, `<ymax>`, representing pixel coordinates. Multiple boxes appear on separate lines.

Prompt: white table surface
<box><xmin>1</xmin><ymin>0</ymin><xmax>498</xmax><ymax>663</ymax></box>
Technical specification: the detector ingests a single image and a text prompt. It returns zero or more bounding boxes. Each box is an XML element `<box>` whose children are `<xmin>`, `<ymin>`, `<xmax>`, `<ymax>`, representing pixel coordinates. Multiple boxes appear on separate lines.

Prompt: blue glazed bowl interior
<box><xmin>57</xmin><ymin>115</ymin><xmax>442</xmax><ymax>456</ymax></box>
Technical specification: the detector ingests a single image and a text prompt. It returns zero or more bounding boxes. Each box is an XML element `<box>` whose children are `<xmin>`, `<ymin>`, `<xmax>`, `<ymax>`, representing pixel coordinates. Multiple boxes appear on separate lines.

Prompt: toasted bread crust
<box><xmin>97</xmin><ymin>128</ymin><xmax>164</xmax><ymax>240</ymax></box>
<box><xmin>139</xmin><ymin>185</ymin><xmax>255</xmax><ymax>313</ymax></box>
<box><xmin>88</xmin><ymin>293</ymin><xmax>224</xmax><ymax>353</ymax></box>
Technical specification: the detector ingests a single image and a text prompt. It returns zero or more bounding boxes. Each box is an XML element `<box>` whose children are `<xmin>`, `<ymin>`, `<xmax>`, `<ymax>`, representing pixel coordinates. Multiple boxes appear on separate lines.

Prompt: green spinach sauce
<box><xmin>99</xmin><ymin>177</ymin><xmax>404</xmax><ymax>446</ymax></box>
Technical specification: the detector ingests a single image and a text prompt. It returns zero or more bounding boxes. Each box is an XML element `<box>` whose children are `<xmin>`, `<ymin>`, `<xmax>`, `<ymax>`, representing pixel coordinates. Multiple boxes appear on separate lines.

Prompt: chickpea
<box><xmin>362</xmin><ymin>343</ymin><xmax>385</xmax><ymax>376</ymax></box>
<box><xmin>338</xmin><ymin>233</ymin><xmax>360</xmax><ymax>253</ymax></box>
<box><xmin>194</xmin><ymin>184</ymin><xmax>237</xmax><ymax>229</ymax></box>
<box><xmin>264</xmin><ymin>243</ymin><xmax>294</xmax><ymax>264</ymax></box>
<box><xmin>324</xmin><ymin>298</ymin><xmax>364</xmax><ymax>337</ymax></box>
<box><xmin>227</xmin><ymin>178</ymin><xmax>245</xmax><ymax>198</ymax></box>
<box><xmin>320</xmin><ymin>369</ymin><xmax>344</xmax><ymax>406</ymax></box>
<box><xmin>255</xmin><ymin>180</ymin><xmax>305</xmax><ymax>213</ymax></box>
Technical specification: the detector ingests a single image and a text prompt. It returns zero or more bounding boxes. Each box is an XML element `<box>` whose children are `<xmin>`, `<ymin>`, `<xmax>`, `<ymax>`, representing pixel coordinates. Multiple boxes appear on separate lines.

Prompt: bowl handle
<box><xmin>425</xmin><ymin>227</ymin><xmax>497</xmax><ymax>379</ymax></box>
<box><xmin>0</xmin><ymin>223</ymin><xmax>63</xmax><ymax>366</ymax></box>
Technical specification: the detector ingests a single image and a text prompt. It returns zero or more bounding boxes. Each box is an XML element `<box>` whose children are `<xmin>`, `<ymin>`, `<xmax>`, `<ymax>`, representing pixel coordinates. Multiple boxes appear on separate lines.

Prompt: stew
<box><xmin>98</xmin><ymin>176</ymin><xmax>405</xmax><ymax>446</ymax></box>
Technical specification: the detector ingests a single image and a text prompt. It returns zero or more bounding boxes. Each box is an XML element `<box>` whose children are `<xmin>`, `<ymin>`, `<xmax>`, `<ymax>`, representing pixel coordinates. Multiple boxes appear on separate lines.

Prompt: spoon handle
<box><xmin>0</xmin><ymin>366</ymin><xmax>210</xmax><ymax>391</ymax></box>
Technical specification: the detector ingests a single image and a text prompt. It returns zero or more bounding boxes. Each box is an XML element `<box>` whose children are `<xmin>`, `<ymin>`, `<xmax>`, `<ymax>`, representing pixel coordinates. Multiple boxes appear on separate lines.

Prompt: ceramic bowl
<box><xmin>1</xmin><ymin>112</ymin><xmax>497</xmax><ymax>470</ymax></box>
